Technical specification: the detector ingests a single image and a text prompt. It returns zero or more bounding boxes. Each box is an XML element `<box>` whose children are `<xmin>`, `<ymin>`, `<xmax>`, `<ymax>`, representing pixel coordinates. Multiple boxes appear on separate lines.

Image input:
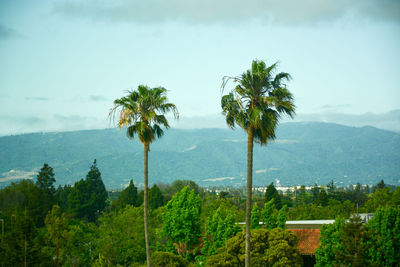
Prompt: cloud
<box><xmin>0</xmin><ymin>114</ymin><xmax>109</xmax><ymax>136</ymax></box>
<box><xmin>25</xmin><ymin>97</ymin><xmax>49</xmax><ymax>101</ymax></box>
<box><xmin>89</xmin><ymin>95</ymin><xmax>108</xmax><ymax>102</ymax></box>
<box><xmin>53</xmin><ymin>0</ymin><xmax>400</xmax><ymax>25</ymax></box>
<box><xmin>0</xmin><ymin>24</ymin><xmax>23</xmax><ymax>40</ymax></box>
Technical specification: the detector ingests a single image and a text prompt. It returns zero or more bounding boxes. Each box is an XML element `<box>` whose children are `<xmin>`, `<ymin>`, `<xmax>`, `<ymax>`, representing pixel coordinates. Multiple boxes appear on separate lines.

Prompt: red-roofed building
<box><xmin>290</xmin><ymin>229</ymin><xmax>321</xmax><ymax>255</ymax></box>
<box><xmin>286</xmin><ymin>220</ymin><xmax>334</xmax><ymax>266</ymax></box>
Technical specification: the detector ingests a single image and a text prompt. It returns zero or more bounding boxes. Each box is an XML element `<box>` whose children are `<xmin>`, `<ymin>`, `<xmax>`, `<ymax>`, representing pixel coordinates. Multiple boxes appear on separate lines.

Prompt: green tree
<box><xmin>250</xmin><ymin>204</ymin><xmax>261</xmax><ymax>229</ymax></box>
<box><xmin>112</xmin><ymin>179</ymin><xmax>139</xmax><ymax>210</ymax></box>
<box><xmin>365</xmin><ymin>187</ymin><xmax>392</xmax><ymax>212</ymax></box>
<box><xmin>35</xmin><ymin>163</ymin><xmax>56</xmax><ymax>195</ymax></box>
<box><xmin>55</xmin><ymin>185</ymin><xmax>72</xmax><ymax>212</ymax></box>
<box><xmin>317</xmin><ymin>188</ymin><xmax>328</xmax><ymax>206</ymax></box>
<box><xmin>43</xmin><ymin>205</ymin><xmax>69</xmax><ymax>266</ymax></box>
<box><xmin>202</xmin><ymin>207</ymin><xmax>241</xmax><ymax>256</ymax></box>
<box><xmin>95</xmin><ymin>206</ymin><xmax>148</xmax><ymax>265</ymax></box>
<box><xmin>264</xmin><ymin>182</ymin><xmax>282</xmax><ymax>209</ymax></box>
<box><xmin>336</xmin><ymin>215</ymin><xmax>366</xmax><ymax>266</ymax></box>
<box><xmin>149</xmin><ymin>184</ymin><xmax>164</xmax><ymax>210</ymax></box>
<box><xmin>261</xmin><ymin>199</ymin><xmax>277</xmax><ymax>230</ymax></box>
<box><xmin>151</xmin><ymin>251</ymin><xmax>188</xmax><ymax>267</ymax></box>
<box><xmin>206</xmin><ymin>228</ymin><xmax>301</xmax><ymax>267</ymax></box>
<box><xmin>221</xmin><ymin>60</ymin><xmax>295</xmax><ymax>267</ymax></box>
<box><xmin>315</xmin><ymin>217</ymin><xmax>346</xmax><ymax>267</ymax></box>
<box><xmin>110</xmin><ymin>85</ymin><xmax>178</xmax><ymax>267</ymax></box>
<box><xmin>162</xmin><ymin>186</ymin><xmax>201</xmax><ymax>258</ymax></box>
<box><xmin>0</xmin><ymin>209</ymin><xmax>39</xmax><ymax>266</ymax></box>
<box><xmin>276</xmin><ymin>205</ymin><xmax>288</xmax><ymax>229</ymax></box>
<box><xmin>67</xmin><ymin>160</ymin><xmax>107</xmax><ymax>222</ymax></box>
<box><xmin>363</xmin><ymin>206</ymin><xmax>400</xmax><ymax>266</ymax></box>
<box><xmin>0</xmin><ymin>179</ymin><xmax>51</xmax><ymax>227</ymax></box>
<box><xmin>311</xmin><ymin>183</ymin><xmax>320</xmax><ymax>204</ymax></box>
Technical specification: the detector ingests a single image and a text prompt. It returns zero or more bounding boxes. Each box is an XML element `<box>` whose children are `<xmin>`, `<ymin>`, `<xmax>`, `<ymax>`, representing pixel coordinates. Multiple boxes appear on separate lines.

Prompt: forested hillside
<box><xmin>1</xmin><ymin>122</ymin><xmax>399</xmax><ymax>188</ymax></box>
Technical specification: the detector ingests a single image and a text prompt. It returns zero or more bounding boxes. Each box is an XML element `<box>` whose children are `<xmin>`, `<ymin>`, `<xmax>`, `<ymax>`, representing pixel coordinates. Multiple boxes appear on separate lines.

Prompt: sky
<box><xmin>0</xmin><ymin>0</ymin><xmax>400</xmax><ymax>136</ymax></box>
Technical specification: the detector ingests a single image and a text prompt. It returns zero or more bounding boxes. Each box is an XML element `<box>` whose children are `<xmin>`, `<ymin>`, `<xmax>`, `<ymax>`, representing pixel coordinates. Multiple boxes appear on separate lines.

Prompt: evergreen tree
<box><xmin>261</xmin><ymin>199</ymin><xmax>277</xmax><ymax>230</ymax></box>
<box><xmin>317</xmin><ymin>188</ymin><xmax>328</xmax><ymax>206</ymax></box>
<box><xmin>112</xmin><ymin>180</ymin><xmax>139</xmax><ymax>210</ymax></box>
<box><xmin>264</xmin><ymin>183</ymin><xmax>282</xmax><ymax>209</ymax></box>
<box><xmin>336</xmin><ymin>215</ymin><xmax>366</xmax><ymax>266</ymax></box>
<box><xmin>67</xmin><ymin>159</ymin><xmax>107</xmax><ymax>222</ymax></box>
<box><xmin>148</xmin><ymin>184</ymin><xmax>164</xmax><ymax>210</ymax></box>
<box><xmin>311</xmin><ymin>183</ymin><xmax>320</xmax><ymax>204</ymax></box>
<box><xmin>35</xmin><ymin>163</ymin><xmax>56</xmax><ymax>195</ymax></box>
<box><xmin>377</xmin><ymin>179</ymin><xmax>385</xmax><ymax>189</ymax></box>
<box><xmin>276</xmin><ymin>205</ymin><xmax>288</xmax><ymax>229</ymax></box>
<box><xmin>55</xmin><ymin>185</ymin><xmax>72</xmax><ymax>212</ymax></box>
<box><xmin>250</xmin><ymin>204</ymin><xmax>261</xmax><ymax>229</ymax></box>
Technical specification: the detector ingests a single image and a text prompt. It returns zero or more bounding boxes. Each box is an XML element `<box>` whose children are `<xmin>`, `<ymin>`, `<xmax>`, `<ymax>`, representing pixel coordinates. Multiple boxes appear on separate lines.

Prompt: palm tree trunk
<box><xmin>144</xmin><ymin>144</ymin><xmax>151</xmax><ymax>267</ymax></box>
<box><xmin>245</xmin><ymin>127</ymin><xmax>254</xmax><ymax>267</ymax></box>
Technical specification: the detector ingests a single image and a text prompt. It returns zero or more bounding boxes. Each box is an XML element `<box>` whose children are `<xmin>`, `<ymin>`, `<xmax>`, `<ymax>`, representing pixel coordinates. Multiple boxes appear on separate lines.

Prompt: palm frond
<box><xmin>110</xmin><ymin>85</ymin><xmax>179</xmax><ymax>146</ymax></box>
<box><xmin>221</xmin><ymin>59</ymin><xmax>295</xmax><ymax>143</ymax></box>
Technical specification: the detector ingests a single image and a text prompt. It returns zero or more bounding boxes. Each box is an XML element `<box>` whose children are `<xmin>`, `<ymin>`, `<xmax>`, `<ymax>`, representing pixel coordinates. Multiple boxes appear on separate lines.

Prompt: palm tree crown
<box><xmin>110</xmin><ymin>85</ymin><xmax>179</xmax><ymax>147</ymax></box>
<box><xmin>221</xmin><ymin>60</ymin><xmax>295</xmax><ymax>143</ymax></box>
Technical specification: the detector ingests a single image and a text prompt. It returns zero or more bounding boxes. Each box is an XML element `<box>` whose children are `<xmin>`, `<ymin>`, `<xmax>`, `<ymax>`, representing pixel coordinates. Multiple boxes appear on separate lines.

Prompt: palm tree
<box><xmin>221</xmin><ymin>60</ymin><xmax>295</xmax><ymax>267</ymax></box>
<box><xmin>110</xmin><ymin>85</ymin><xmax>178</xmax><ymax>266</ymax></box>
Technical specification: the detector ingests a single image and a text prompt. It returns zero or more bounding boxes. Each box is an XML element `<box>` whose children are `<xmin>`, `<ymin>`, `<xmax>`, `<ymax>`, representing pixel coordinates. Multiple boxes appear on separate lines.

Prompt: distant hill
<box><xmin>1</xmin><ymin>122</ymin><xmax>399</xmax><ymax>188</ymax></box>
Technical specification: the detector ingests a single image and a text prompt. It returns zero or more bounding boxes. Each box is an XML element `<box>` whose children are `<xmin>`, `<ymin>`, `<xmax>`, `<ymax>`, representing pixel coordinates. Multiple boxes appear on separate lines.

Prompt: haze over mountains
<box><xmin>1</xmin><ymin>122</ymin><xmax>399</xmax><ymax>189</ymax></box>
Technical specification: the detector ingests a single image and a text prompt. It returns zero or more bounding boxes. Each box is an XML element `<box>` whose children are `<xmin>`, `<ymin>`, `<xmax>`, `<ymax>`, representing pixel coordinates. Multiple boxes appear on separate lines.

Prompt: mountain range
<box><xmin>0</xmin><ymin>122</ymin><xmax>399</xmax><ymax>189</ymax></box>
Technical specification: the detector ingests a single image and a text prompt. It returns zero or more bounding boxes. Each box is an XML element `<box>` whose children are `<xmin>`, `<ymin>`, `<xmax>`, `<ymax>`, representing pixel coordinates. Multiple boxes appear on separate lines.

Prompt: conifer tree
<box><xmin>36</xmin><ymin>163</ymin><xmax>56</xmax><ymax>195</ymax></box>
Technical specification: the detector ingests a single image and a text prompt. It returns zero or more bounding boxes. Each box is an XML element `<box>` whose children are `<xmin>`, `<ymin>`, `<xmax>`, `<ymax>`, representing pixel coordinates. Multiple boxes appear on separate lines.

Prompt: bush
<box><xmin>151</xmin><ymin>252</ymin><xmax>188</xmax><ymax>267</ymax></box>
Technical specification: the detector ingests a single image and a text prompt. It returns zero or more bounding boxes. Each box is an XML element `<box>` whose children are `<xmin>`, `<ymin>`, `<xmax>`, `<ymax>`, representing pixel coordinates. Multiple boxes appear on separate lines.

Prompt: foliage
<box><xmin>264</xmin><ymin>182</ymin><xmax>282</xmax><ymax>209</ymax></box>
<box><xmin>149</xmin><ymin>184</ymin><xmax>165</xmax><ymax>210</ymax></box>
<box><xmin>0</xmin><ymin>179</ymin><xmax>52</xmax><ymax>227</ymax></box>
<box><xmin>55</xmin><ymin>184</ymin><xmax>72</xmax><ymax>212</ymax></box>
<box><xmin>221</xmin><ymin>59</ymin><xmax>295</xmax><ymax>266</ymax></box>
<box><xmin>67</xmin><ymin>159</ymin><xmax>108</xmax><ymax>222</ymax></box>
<box><xmin>110</xmin><ymin>84</ymin><xmax>179</xmax><ymax>266</ymax></box>
<box><xmin>151</xmin><ymin>251</ymin><xmax>189</xmax><ymax>267</ymax></box>
<box><xmin>35</xmin><ymin>163</ymin><xmax>56</xmax><ymax>195</ymax></box>
<box><xmin>336</xmin><ymin>215</ymin><xmax>366</xmax><ymax>266</ymax></box>
<box><xmin>363</xmin><ymin>206</ymin><xmax>400</xmax><ymax>266</ymax></box>
<box><xmin>162</xmin><ymin>186</ymin><xmax>201</xmax><ymax>257</ymax></box>
<box><xmin>261</xmin><ymin>199</ymin><xmax>277</xmax><ymax>229</ymax></box>
<box><xmin>315</xmin><ymin>217</ymin><xmax>346</xmax><ymax>267</ymax></box>
<box><xmin>250</xmin><ymin>204</ymin><xmax>261</xmax><ymax>229</ymax></box>
<box><xmin>111</xmin><ymin>179</ymin><xmax>139</xmax><ymax>211</ymax></box>
<box><xmin>276</xmin><ymin>205</ymin><xmax>288</xmax><ymax>229</ymax></box>
<box><xmin>95</xmin><ymin>206</ymin><xmax>147</xmax><ymax>265</ymax></box>
<box><xmin>206</xmin><ymin>228</ymin><xmax>302</xmax><ymax>267</ymax></box>
<box><xmin>0</xmin><ymin>209</ymin><xmax>40</xmax><ymax>266</ymax></box>
<box><xmin>316</xmin><ymin>188</ymin><xmax>328</xmax><ymax>206</ymax></box>
<box><xmin>288</xmin><ymin>199</ymin><xmax>354</xmax><ymax>220</ymax></box>
<box><xmin>43</xmin><ymin>205</ymin><xmax>69</xmax><ymax>266</ymax></box>
<box><xmin>221</xmin><ymin>60</ymin><xmax>295</xmax><ymax>144</ymax></box>
<box><xmin>202</xmin><ymin>207</ymin><xmax>241</xmax><ymax>256</ymax></box>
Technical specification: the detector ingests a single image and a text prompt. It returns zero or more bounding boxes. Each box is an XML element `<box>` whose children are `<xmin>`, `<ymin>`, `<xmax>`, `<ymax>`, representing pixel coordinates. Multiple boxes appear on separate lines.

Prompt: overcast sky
<box><xmin>1</xmin><ymin>0</ymin><xmax>399</xmax><ymax>135</ymax></box>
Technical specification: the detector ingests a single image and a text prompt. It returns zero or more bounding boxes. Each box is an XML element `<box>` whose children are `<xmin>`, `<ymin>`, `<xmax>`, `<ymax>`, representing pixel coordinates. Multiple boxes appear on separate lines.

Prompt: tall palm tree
<box><xmin>221</xmin><ymin>60</ymin><xmax>295</xmax><ymax>267</ymax></box>
<box><xmin>109</xmin><ymin>85</ymin><xmax>178</xmax><ymax>267</ymax></box>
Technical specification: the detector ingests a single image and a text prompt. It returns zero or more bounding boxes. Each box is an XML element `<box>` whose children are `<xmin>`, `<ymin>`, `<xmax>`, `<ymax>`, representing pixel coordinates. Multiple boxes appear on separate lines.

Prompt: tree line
<box><xmin>0</xmin><ymin>161</ymin><xmax>398</xmax><ymax>266</ymax></box>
